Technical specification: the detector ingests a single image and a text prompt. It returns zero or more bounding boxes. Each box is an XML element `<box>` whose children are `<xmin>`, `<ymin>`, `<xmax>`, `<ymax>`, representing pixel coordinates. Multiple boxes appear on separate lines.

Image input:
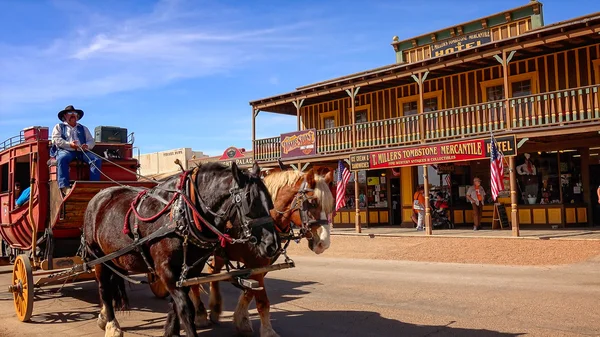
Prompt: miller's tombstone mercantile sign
<box><xmin>430</xmin><ymin>30</ymin><xmax>492</xmax><ymax>57</ymax></box>
<box><xmin>364</xmin><ymin>135</ymin><xmax>515</xmax><ymax>169</ymax></box>
<box><xmin>280</xmin><ymin>129</ymin><xmax>317</xmax><ymax>159</ymax></box>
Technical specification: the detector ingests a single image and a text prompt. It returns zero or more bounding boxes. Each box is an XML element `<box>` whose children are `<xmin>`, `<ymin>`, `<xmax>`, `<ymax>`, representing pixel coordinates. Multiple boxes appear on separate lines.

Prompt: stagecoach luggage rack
<box><xmin>94</xmin><ymin>126</ymin><xmax>128</xmax><ymax>143</ymax></box>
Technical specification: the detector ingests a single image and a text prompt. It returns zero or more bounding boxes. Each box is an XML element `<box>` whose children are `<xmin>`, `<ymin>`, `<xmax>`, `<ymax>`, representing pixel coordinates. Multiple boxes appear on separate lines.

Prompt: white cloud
<box><xmin>0</xmin><ymin>0</ymin><xmax>320</xmax><ymax>113</ymax></box>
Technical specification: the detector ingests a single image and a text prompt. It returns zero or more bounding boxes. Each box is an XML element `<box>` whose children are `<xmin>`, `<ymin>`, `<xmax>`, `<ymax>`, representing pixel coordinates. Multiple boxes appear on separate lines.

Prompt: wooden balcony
<box><xmin>253</xmin><ymin>84</ymin><xmax>600</xmax><ymax>163</ymax></box>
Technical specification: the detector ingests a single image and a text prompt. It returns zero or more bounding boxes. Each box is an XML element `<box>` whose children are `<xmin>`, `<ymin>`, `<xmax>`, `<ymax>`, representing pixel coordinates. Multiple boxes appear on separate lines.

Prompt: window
<box><xmin>512</xmin><ymin>80</ymin><xmax>532</xmax><ymax>97</ymax></box>
<box><xmin>319</xmin><ymin>110</ymin><xmax>339</xmax><ymax>129</ymax></box>
<box><xmin>356</xmin><ymin>110</ymin><xmax>368</xmax><ymax>123</ymax></box>
<box><xmin>0</xmin><ymin>163</ymin><xmax>7</xmax><ymax>193</ymax></box>
<box><xmin>397</xmin><ymin>90</ymin><xmax>443</xmax><ymax>116</ymax></box>
<box><xmin>486</xmin><ymin>85</ymin><xmax>505</xmax><ymax>101</ymax></box>
<box><xmin>346</xmin><ymin>104</ymin><xmax>371</xmax><ymax>124</ymax></box>
<box><xmin>480</xmin><ymin>71</ymin><xmax>538</xmax><ymax>101</ymax></box>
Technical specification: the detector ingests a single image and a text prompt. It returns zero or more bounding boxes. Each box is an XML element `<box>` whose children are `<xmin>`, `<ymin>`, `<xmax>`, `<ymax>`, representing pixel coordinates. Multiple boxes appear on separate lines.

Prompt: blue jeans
<box><xmin>56</xmin><ymin>149</ymin><xmax>102</xmax><ymax>188</ymax></box>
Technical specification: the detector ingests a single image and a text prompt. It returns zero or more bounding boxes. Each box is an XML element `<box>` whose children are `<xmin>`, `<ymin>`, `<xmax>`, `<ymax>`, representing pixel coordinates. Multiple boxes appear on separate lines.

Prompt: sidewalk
<box><xmin>331</xmin><ymin>225</ymin><xmax>600</xmax><ymax>240</ymax></box>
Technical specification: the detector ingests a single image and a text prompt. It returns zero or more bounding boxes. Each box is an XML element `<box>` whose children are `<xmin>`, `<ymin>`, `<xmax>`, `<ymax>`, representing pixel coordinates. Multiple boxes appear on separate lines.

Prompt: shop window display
<box><xmin>366</xmin><ymin>170</ymin><xmax>387</xmax><ymax>208</ymax></box>
<box><xmin>515</xmin><ymin>151</ymin><xmax>561</xmax><ymax>204</ymax></box>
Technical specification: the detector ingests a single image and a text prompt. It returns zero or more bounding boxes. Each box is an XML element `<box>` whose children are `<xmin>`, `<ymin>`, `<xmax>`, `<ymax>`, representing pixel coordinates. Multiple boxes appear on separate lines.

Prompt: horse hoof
<box><xmin>234</xmin><ymin>316</ymin><xmax>253</xmax><ymax>336</ymax></box>
<box><xmin>105</xmin><ymin>321</ymin><xmax>123</xmax><ymax>337</ymax></box>
<box><xmin>260</xmin><ymin>327</ymin><xmax>280</xmax><ymax>337</ymax></box>
<box><xmin>195</xmin><ymin>312</ymin><xmax>211</xmax><ymax>328</ymax></box>
<box><xmin>209</xmin><ymin>310</ymin><xmax>221</xmax><ymax>324</ymax></box>
<box><xmin>97</xmin><ymin>313</ymin><xmax>108</xmax><ymax>330</ymax></box>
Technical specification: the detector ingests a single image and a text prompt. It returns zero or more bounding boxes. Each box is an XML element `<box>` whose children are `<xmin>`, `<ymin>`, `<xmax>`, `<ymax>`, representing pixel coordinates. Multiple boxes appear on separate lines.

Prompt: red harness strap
<box><xmin>122</xmin><ymin>169</ymin><xmax>234</xmax><ymax>247</ymax></box>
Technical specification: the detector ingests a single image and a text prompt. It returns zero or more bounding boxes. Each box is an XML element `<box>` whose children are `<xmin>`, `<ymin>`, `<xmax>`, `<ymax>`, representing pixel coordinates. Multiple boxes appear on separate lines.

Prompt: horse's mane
<box><xmin>263</xmin><ymin>170</ymin><xmax>303</xmax><ymax>200</ymax></box>
<box><xmin>263</xmin><ymin>169</ymin><xmax>334</xmax><ymax>214</ymax></box>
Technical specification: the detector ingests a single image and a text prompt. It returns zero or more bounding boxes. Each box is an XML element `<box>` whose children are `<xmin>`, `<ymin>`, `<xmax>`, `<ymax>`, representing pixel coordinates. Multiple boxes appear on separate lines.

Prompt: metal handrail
<box><xmin>0</xmin><ymin>132</ymin><xmax>25</xmax><ymax>152</ymax></box>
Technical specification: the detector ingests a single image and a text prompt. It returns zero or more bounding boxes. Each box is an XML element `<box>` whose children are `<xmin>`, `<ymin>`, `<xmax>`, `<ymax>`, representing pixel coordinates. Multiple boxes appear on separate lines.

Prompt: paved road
<box><xmin>0</xmin><ymin>255</ymin><xmax>599</xmax><ymax>337</ymax></box>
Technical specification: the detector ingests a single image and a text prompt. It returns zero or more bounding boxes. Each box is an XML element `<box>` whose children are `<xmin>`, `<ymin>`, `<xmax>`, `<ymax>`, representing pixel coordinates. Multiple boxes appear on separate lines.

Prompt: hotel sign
<box><xmin>367</xmin><ymin>135</ymin><xmax>516</xmax><ymax>169</ymax></box>
<box><xmin>430</xmin><ymin>30</ymin><xmax>491</xmax><ymax>57</ymax></box>
<box><xmin>280</xmin><ymin>129</ymin><xmax>317</xmax><ymax>159</ymax></box>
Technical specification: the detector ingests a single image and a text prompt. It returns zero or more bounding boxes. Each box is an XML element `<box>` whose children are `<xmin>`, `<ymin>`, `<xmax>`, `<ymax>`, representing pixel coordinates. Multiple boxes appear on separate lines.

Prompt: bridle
<box><xmin>274</xmin><ymin>180</ymin><xmax>329</xmax><ymax>242</ymax></box>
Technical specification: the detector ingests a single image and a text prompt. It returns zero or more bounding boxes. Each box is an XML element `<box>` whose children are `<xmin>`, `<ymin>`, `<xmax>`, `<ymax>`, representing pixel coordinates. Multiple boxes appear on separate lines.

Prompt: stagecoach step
<box><xmin>236</xmin><ymin>277</ymin><xmax>262</xmax><ymax>290</ymax></box>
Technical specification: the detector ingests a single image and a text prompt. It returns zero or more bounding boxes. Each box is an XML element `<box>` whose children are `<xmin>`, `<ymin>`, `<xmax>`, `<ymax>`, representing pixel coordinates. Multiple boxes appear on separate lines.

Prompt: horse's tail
<box><xmin>110</xmin><ymin>269</ymin><xmax>130</xmax><ymax>312</ymax></box>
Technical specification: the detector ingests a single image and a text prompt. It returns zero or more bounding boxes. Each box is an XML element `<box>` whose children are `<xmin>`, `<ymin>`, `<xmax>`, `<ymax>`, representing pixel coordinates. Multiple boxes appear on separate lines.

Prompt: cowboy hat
<box><xmin>58</xmin><ymin>105</ymin><xmax>84</xmax><ymax>121</ymax></box>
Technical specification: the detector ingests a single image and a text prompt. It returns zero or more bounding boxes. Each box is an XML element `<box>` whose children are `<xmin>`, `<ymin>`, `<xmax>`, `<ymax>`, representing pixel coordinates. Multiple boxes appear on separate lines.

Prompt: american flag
<box><xmin>335</xmin><ymin>160</ymin><xmax>352</xmax><ymax>212</ymax></box>
<box><xmin>490</xmin><ymin>139</ymin><xmax>504</xmax><ymax>201</ymax></box>
<box><xmin>445</xmin><ymin>174</ymin><xmax>451</xmax><ymax>194</ymax></box>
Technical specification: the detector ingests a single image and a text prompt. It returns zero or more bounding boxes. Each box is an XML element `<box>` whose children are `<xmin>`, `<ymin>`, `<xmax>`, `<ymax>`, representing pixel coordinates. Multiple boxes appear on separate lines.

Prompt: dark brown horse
<box><xmin>83</xmin><ymin>162</ymin><xmax>281</xmax><ymax>337</ymax></box>
<box><xmin>190</xmin><ymin>167</ymin><xmax>335</xmax><ymax>337</ymax></box>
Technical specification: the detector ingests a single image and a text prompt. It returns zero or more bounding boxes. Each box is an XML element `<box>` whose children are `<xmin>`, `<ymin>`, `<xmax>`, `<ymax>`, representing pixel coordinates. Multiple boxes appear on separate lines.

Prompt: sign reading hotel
<box><xmin>280</xmin><ymin>129</ymin><xmax>317</xmax><ymax>159</ymax></box>
<box><xmin>430</xmin><ymin>30</ymin><xmax>491</xmax><ymax>57</ymax></box>
<box><xmin>367</xmin><ymin>135</ymin><xmax>516</xmax><ymax>169</ymax></box>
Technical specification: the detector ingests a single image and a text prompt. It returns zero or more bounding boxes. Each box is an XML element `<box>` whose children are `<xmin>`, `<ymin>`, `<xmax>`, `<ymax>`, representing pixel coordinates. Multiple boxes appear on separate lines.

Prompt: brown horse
<box><xmin>83</xmin><ymin>162</ymin><xmax>281</xmax><ymax>337</ymax></box>
<box><xmin>190</xmin><ymin>167</ymin><xmax>335</xmax><ymax>337</ymax></box>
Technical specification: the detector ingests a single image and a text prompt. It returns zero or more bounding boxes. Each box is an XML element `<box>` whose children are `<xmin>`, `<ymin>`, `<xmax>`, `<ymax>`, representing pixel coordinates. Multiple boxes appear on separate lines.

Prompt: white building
<box><xmin>138</xmin><ymin>148</ymin><xmax>208</xmax><ymax>179</ymax></box>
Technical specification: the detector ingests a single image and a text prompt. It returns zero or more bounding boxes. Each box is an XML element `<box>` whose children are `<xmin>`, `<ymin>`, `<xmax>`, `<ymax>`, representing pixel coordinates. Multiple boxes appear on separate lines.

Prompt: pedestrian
<box><xmin>413</xmin><ymin>185</ymin><xmax>426</xmax><ymax>231</ymax></box>
<box><xmin>466</xmin><ymin>177</ymin><xmax>486</xmax><ymax>230</ymax></box>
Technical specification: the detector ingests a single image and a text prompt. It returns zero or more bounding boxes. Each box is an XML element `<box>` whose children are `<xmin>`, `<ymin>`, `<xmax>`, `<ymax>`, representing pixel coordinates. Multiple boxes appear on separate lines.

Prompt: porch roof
<box><xmin>249</xmin><ymin>11</ymin><xmax>600</xmax><ymax>115</ymax></box>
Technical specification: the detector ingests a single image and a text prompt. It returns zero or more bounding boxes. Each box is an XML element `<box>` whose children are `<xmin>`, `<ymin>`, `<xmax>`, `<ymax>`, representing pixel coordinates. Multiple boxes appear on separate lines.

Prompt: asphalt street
<box><xmin>0</xmin><ymin>254</ymin><xmax>599</xmax><ymax>337</ymax></box>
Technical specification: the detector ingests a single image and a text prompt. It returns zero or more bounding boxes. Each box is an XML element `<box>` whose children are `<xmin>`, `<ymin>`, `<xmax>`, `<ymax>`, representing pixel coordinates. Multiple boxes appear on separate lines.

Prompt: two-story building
<box><xmin>249</xmin><ymin>1</ymin><xmax>600</xmax><ymax>235</ymax></box>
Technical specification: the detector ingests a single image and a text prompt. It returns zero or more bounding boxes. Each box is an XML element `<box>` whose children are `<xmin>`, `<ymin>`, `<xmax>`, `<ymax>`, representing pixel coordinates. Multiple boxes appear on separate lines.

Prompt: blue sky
<box><xmin>1</xmin><ymin>0</ymin><xmax>598</xmax><ymax>156</ymax></box>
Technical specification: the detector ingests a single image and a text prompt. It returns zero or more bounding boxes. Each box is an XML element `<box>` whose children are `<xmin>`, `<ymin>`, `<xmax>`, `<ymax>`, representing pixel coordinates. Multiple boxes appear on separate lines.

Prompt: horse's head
<box><xmin>194</xmin><ymin>162</ymin><xmax>280</xmax><ymax>259</ymax></box>
<box><xmin>264</xmin><ymin>167</ymin><xmax>334</xmax><ymax>254</ymax></box>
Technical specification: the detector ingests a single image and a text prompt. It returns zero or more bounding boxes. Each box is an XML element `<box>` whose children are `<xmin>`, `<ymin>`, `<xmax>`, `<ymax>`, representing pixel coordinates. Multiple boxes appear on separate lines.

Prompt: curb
<box><xmin>331</xmin><ymin>231</ymin><xmax>600</xmax><ymax>241</ymax></box>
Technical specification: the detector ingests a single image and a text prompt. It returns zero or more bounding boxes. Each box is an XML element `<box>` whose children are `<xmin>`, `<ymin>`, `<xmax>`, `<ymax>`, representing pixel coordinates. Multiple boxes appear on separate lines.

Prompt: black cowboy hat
<box><xmin>58</xmin><ymin>105</ymin><xmax>84</xmax><ymax>121</ymax></box>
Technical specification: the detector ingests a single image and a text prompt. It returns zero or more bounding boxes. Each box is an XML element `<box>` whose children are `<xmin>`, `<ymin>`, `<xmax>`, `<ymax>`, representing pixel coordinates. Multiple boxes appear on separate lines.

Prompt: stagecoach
<box><xmin>0</xmin><ymin>126</ymin><xmax>295</xmax><ymax>325</ymax></box>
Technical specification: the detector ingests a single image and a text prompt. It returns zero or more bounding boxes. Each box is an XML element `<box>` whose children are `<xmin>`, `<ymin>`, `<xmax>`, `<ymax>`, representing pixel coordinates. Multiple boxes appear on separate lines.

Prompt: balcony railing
<box><xmin>254</xmin><ymin>84</ymin><xmax>600</xmax><ymax>162</ymax></box>
<box><xmin>0</xmin><ymin>132</ymin><xmax>24</xmax><ymax>152</ymax></box>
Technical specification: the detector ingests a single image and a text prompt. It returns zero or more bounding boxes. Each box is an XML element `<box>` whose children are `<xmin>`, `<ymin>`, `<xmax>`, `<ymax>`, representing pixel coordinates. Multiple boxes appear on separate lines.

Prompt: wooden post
<box><xmin>252</xmin><ymin>108</ymin><xmax>258</xmax><ymax>161</ymax></box>
<box><xmin>354</xmin><ymin>171</ymin><xmax>361</xmax><ymax>233</ymax></box>
<box><xmin>346</xmin><ymin>87</ymin><xmax>360</xmax><ymax>150</ymax></box>
<box><xmin>423</xmin><ymin>165</ymin><xmax>432</xmax><ymax>235</ymax></box>
<box><xmin>509</xmin><ymin>156</ymin><xmax>519</xmax><ymax>237</ymax></box>
<box><xmin>494</xmin><ymin>51</ymin><xmax>515</xmax><ymax>130</ymax></box>
<box><xmin>580</xmin><ymin>147</ymin><xmax>592</xmax><ymax>226</ymax></box>
<box><xmin>293</xmin><ymin>99</ymin><xmax>305</xmax><ymax>131</ymax></box>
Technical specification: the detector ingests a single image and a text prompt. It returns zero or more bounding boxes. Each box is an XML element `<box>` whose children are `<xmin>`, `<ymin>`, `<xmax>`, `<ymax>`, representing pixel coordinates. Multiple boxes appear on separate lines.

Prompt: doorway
<box><xmin>590</xmin><ymin>164</ymin><xmax>600</xmax><ymax>226</ymax></box>
<box><xmin>390</xmin><ymin>178</ymin><xmax>401</xmax><ymax>225</ymax></box>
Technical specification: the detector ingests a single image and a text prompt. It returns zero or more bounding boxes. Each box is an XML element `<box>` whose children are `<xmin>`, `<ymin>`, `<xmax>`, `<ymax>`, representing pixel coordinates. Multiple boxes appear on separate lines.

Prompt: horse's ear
<box><xmin>305</xmin><ymin>168</ymin><xmax>316</xmax><ymax>188</ymax></box>
<box><xmin>231</xmin><ymin>162</ymin><xmax>245</xmax><ymax>185</ymax></box>
<box><xmin>324</xmin><ymin>169</ymin><xmax>334</xmax><ymax>185</ymax></box>
<box><xmin>277</xmin><ymin>158</ymin><xmax>287</xmax><ymax>171</ymax></box>
<box><xmin>251</xmin><ymin>161</ymin><xmax>261</xmax><ymax>177</ymax></box>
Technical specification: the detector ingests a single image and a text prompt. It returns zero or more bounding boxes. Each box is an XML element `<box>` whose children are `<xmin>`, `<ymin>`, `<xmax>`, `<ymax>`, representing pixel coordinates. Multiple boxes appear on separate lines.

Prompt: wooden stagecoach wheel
<box><xmin>10</xmin><ymin>255</ymin><xmax>34</xmax><ymax>322</ymax></box>
<box><xmin>148</xmin><ymin>273</ymin><xmax>169</xmax><ymax>299</ymax></box>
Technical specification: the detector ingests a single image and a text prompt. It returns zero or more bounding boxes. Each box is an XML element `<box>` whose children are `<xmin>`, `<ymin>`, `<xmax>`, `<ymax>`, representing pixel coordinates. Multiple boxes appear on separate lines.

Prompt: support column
<box><xmin>494</xmin><ymin>50</ymin><xmax>516</xmax><ymax>130</ymax></box>
<box><xmin>354</xmin><ymin>171</ymin><xmax>361</xmax><ymax>233</ymax></box>
<box><xmin>293</xmin><ymin>99</ymin><xmax>305</xmax><ymax>131</ymax></box>
<box><xmin>411</xmin><ymin>72</ymin><xmax>429</xmax><ymax>143</ymax></box>
<box><xmin>580</xmin><ymin>147</ymin><xmax>592</xmax><ymax>226</ymax></box>
<box><xmin>423</xmin><ymin>165</ymin><xmax>432</xmax><ymax>235</ymax></box>
<box><xmin>509</xmin><ymin>156</ymin><xmax>520</xmax><ymax>237</ymax></box>
<box><xmin>346</xmin><ymin>87</ymin><xmax>360</xmax><ymax>150</ymax></box>
<box><xmin>252</xmin><ymin>108</ymin><xmax>259</xmax><ymax>161</ymax></box>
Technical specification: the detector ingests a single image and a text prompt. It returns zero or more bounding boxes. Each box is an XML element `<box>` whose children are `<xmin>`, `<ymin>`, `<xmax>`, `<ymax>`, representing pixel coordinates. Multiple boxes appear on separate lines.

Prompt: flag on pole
<box><xmin>335</xmin><ymin>160</ymin><xmax>352</xmax><ymax>213</ymax></box>
<box><xmin>490</xmin><ymin>139</ymin><xmax>504</xmax><ymax>201</ymax></box>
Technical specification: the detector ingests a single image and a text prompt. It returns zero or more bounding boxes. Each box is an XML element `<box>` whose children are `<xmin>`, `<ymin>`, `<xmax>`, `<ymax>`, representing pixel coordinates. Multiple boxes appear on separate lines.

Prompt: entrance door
<box><xmin>390</xmin><ymin>178</ymin><xmax>401</xmax><ymax>225</ymax></box>
<box><xmin>590</xmin><ymin>165</ymin><xmax>600</xmax><ymax>226</ymax></box>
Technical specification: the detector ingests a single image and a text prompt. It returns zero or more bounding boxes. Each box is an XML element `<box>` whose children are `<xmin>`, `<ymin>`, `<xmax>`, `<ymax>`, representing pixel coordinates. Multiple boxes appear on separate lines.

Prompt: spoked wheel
<box><xmin>10</xmin><ymin>254</ymin><xmax>34</xmax><ymax>322</ymax></box>
<box><xmin>148</xmin><ymin>273</ymin><xmax>169</xmax><ymax>299</ymax></box>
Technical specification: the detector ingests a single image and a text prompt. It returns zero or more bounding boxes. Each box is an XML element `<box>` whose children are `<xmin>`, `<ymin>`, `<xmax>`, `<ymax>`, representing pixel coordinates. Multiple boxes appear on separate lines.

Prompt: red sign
<box><xmin>280</xmin><ymin>129</ymin><xmax>317</xmax><ymax>159</ymax></box>
<box><xmin>370</xmin><ymin>139</ymin><xmax>486</xmax><ymax>168</ymax></box>
<box><xmin>219</xmin><ymin>147</ymin><xmax>246</xmax><ymax>161</ymax></box>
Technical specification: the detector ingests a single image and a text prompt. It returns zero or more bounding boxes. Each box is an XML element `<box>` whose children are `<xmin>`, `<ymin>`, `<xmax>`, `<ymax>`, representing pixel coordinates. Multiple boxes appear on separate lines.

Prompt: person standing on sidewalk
<box><xmin>413</xmin><ymin>185</ymin><xmax>426</xmax><ymax>231</ymax></box>
<box><xmin>466</xmin><ymin>177</ymin><xmax>486</xmax><ymax>231</ymax></box>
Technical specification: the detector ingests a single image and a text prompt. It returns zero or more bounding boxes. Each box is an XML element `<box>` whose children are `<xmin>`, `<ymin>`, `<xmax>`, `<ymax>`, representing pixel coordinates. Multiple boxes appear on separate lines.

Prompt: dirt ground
<box><xmin>285</xmin><ymin>235</ymin><xmax>600</xmax><ymax>265</ymax></box>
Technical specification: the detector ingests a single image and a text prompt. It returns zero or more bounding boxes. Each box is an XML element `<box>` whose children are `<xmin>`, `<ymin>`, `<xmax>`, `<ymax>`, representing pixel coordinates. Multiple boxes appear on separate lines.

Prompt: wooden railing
<box><xmin>424</xmin><ymin>100</ymin><xmax>506</xmax><ymax>141</ymax></box>
<box><xmin>510</xmin><ymin>85</ymin><xmax>600</xmax><ymax>129</ymax></box>
<box><xmin>356</xmin><ymin>115</ymin><xmax>421</xmax><ymax>149</ymax></box>
<box><xmin>254</xmin><ymin>84</ymin><xmax>600</xmax><ymax>162</ymax></box>
<box><xmin>317</xmin><ymin>125</ymin><xmax>352</xmax><ymax>153</ymax></box>
<box><xmin>254</xmin><ymin>136</ymin><xmax>280</xmax><ymax>162</ymax></box>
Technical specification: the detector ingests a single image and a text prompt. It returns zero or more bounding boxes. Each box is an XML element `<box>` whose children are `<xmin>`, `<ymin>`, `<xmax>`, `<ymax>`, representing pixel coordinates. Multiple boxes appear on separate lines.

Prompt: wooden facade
<box><xmin>250</xmin><ymin>4</ymin><xmax>600</xmax><ymax>232</ymax></box>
